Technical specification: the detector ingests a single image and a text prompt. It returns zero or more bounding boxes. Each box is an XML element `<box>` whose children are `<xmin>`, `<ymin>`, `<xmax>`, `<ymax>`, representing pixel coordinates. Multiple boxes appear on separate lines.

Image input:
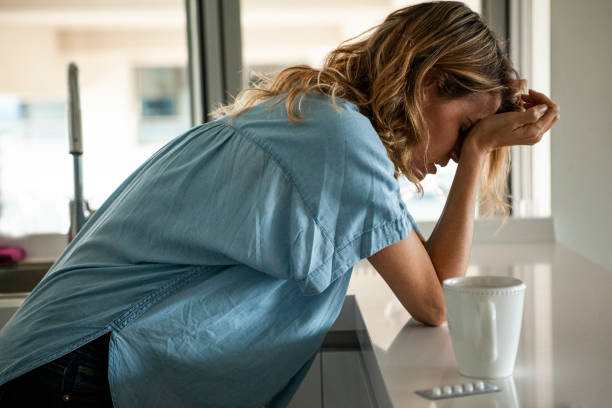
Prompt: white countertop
<box><xmin>346</xmin><ymin>242</ymin><xmax>612</xmax><ymax>408</ymax></box>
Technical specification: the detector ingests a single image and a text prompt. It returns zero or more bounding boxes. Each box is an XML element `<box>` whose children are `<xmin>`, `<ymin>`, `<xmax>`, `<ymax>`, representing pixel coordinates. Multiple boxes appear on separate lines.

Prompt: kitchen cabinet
<box><xmin>287</xmin><ymin>352</ymin><xmax>321</xmax><ymax>408</ymax></box>
<box><xmin>288</xmin><ymin>351</ymin><xmax>376</xmax><ymax>408</ymax></box>
<box><xmin>320</xmin><ymin>350</ymin><xmax>376</xmax><ymax>408</ymax></box>
<box><xmin>288</xmin><ymin>296</ymin><xmax>377</xmax><ymax>408</ymax></box>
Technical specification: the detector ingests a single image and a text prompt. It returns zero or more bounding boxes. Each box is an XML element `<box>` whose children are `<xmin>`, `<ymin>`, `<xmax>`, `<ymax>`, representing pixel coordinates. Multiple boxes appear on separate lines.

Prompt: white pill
<box><xmin>443</xmin><ymin>385</ymin><xmax>453</xmax><ymax>395</ymax></box>
<box><xmin>453</xmin><ymin>384</ymin><xmax>463</xmax><ymax>393</ymax></box>
<box><xmin>465</xmin><ymin>383</ymin><xmax>474</xmax><ymax>392</ymax></box>
<box><xmin>476</xmin><ymin>381</ymin><xmax>485</xmax><ymax>391</ymax></box>
<box><xmin>432</xmin><ymin>387</ymin><xmax>442</xmax><ymax>396</ymax></box>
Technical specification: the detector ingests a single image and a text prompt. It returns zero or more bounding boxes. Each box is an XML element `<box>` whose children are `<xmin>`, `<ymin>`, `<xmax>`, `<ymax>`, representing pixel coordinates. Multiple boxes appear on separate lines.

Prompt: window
<box><xmin>0</xmin><ymin>1</ymin><xmax>190</xmax><ymax>236</ymax></box>
<box><xmin>240</xmin><ymin>0</ymin><xmax>481</xmax><ymax>221</ymax></box>
<box><xmin>0</xmin><ymin>0</ymin><xmax>551</xmax><ymax>245</ymax></box>
<box><xmin>136</xmin><ymin>67</ymin><xmax>190</xmax><ymax>142</ymax></box>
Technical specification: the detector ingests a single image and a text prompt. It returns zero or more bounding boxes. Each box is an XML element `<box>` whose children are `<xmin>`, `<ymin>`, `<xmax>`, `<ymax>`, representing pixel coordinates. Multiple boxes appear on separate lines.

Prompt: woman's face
<box><xmin>412</xmin><ymin>86</ymin><xmax>501</xmax><ymax>179</ymax></box>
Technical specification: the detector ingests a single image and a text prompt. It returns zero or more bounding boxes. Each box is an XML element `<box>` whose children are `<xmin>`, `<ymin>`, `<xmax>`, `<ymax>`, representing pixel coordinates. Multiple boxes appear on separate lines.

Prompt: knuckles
<box><xmin>530</xmin><ymin>109</ymin><xmax>541</xmax><ymax>121</ymax></box>
<box><xmin>530</xmin><ymin>131</ymin><xmax>544</xmax><ymax>145</ymax></box>
<box><xmin>524</xmin><ymin>127</ymin><xmax>543</xmax><ymax>145</ymax></box>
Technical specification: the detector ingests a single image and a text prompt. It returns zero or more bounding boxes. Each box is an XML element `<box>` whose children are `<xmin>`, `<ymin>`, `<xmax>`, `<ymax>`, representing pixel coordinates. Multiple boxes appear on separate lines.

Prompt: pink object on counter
<box><xmin>0</xmin><ymin>246</ymin><xmax>26</xmax><ymax>264</ymax></box>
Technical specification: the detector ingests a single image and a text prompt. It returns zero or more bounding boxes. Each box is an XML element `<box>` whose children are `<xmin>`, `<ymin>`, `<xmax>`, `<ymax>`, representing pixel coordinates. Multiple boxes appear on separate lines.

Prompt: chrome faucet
<box><xmin>67</xmin><ymin>63</ymin><xmax>93</xmax><ymax>243</ymax></box>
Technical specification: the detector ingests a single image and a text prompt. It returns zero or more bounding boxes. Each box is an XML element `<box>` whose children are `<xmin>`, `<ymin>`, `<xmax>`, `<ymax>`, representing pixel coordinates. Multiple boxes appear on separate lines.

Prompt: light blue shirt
<box><xmin>0</xmin><ymin>92</ymin><xmax>419</xmax><ymax>407</ymax></box>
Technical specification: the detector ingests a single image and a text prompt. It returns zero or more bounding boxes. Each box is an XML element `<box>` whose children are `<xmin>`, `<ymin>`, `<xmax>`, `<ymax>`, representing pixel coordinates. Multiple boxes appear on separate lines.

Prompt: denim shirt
<box><xmin>0</xmin><ymin>92</ymin><xmax>419</xmax><ymax>407</ymax></box>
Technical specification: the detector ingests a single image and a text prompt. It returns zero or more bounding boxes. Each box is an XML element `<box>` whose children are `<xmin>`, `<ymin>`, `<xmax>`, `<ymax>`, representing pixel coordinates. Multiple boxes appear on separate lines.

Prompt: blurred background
<box><xmin>1</xmin><ymin>0</ymin><xmax>610</xmax><ymax>270</ymax></box>
<box><xmin>0</xmin><ymin>0</ymin><xmax>479</xmax><ymax>236</ymax></box>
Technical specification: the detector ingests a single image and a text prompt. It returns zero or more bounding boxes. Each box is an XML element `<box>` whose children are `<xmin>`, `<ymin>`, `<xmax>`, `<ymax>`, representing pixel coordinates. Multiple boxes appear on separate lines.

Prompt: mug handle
<box><xmin>479</xmin><ymin>300</ymin><xmax>498</xmax><ymax>362</ymax></box>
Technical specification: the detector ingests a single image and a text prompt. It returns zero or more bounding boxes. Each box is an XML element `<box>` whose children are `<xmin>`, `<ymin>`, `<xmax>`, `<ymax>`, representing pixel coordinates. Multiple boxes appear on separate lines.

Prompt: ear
<box><xmin>423</xmin><ymin>81</ymin><xmax>437</xmax><ymax>103</ymax></box>
<box><xmin>423</xmin><ymin>69</ymin><xmax>441</xmax><ymax>103</ymax></box>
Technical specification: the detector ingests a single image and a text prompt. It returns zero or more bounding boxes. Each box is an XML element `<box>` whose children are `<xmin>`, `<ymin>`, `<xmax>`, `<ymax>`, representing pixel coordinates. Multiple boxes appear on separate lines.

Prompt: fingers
<box><xmin>520</xmin><ymin>95</ymin><xmax>537</xmax><ymax>110</ymax></box>
<box><xmin>528</xmin><ymin>89</ymin><xmax>553</xmax><ymax>103</ymax></box>
<box><xmin>516</xmin><ymin>90</ymin><xmax>560</xmax><ymax>127</ymax></box>
<box><xmin>530</xmin><ymin>90</ymin><xmax>560</xmax><ymax>129</ymax></box>
<box><xmin>468</xmin><ymin>89</ymin><xmax>560</xmax><ymax>150</ymax></box>
<box><xmin>506</xmin><ymin>104</ymin><xmax>549</xmax><ymax>128</ymax></box>
<box><xmin>522</xmin><ymin>89</ymin><xmax>560</xmax><ymax>112</ymax></box>
<box><xmin>486</xmin><ymin>103</ymin><xmax>557</xmax><ymax>131</ymax></box>
<box><xmin>518</xmin><ymin>100</ymin><xmax>560</xmax><ymax>146</ymax></box>
<box><xmin>537</xmin><ymin>102</ymin><xmax>560</xmax><ymax>132</ymax></box>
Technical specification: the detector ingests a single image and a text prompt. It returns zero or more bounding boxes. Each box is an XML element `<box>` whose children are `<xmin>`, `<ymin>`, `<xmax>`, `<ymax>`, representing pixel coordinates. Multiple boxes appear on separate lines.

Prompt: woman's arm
<box><xmin>367</xmin><ymin>145</ymin><xmax>485</xmax><ymax>327</ymax></box>
<box><xmin>368</xmin><ymin>230</ymin><xmax>446</xmax><ymax>326</ymax></box>
<box><xmin>368</xmin><ymin>90</ymin><xmax>559</xmax><ymax>326</ymax></box>
<box><xmin>426</xmin><ymin>90</ymin><xmax>560</xmax><ymax>283</ymax></box>
<box><xmin>422</xmin><ymin>141</ymin><xmax>485</xmax><ymax>284</ymax></box>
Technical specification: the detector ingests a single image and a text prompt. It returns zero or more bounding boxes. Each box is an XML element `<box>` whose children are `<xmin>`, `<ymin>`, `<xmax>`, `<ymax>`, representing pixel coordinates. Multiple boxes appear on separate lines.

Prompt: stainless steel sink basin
<box><xmin>0</xmin><ymin>262</ymin><xmax>52</xmax><ymax>294</ymax></box>
<box><xmin>0</xmin><ymin>262</ymin><xmax>52</xmax><ymax>329</ymax></box>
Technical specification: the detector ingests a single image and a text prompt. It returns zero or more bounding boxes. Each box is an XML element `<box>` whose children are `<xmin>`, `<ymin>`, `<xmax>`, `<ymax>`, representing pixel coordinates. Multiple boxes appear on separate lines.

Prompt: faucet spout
<box><xmin>67</xmin><ymin>62</ymin><xmax>86</xmax><ymax>242</ymax></box>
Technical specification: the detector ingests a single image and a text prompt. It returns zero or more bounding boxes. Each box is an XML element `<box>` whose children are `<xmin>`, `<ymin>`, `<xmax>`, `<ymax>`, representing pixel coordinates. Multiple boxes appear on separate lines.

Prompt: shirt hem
<box><xmin>0</xmin><ymin>267</ymin><xmax>203</xmax><ymax>387</ymax></box>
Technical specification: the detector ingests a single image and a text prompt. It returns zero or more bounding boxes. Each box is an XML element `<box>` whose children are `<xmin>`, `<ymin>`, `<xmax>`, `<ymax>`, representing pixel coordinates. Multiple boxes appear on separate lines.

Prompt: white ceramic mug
<box><xmin>443</xmin><ymin>276</ymin><xmax>526</xmax><ymax>379</ymax></box>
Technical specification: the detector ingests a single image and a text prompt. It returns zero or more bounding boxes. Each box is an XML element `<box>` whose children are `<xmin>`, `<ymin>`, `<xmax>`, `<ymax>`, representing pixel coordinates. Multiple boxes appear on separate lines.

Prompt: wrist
<box><xmin>460</xmin><ymin>137</ymin><xmax>488</xmax><ymax>165</ymax></box>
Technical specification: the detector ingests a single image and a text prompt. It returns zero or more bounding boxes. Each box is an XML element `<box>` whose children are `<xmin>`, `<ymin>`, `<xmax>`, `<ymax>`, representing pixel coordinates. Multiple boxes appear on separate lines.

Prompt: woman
<box><xmin>0</xmin><ymin>2</ymin><xmax>559</xmax><ymax>407</ymax></box>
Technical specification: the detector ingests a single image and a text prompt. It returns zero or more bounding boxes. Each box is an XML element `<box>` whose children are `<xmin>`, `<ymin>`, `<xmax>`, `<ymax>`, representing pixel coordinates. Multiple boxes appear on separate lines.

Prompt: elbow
<box><xmin>423</xmin><ymin>312</ymin><xmax>446</xmax><ymax>327</ymax></box>
<box><xmin>417</xmin><ymin>302</ymin><xmax>446</xmax><ymax>327</ymax></box>
<box><xmin>421</xmin><ymin>310</ymin><xmax>446</xmax><ymax>327</ymax></box>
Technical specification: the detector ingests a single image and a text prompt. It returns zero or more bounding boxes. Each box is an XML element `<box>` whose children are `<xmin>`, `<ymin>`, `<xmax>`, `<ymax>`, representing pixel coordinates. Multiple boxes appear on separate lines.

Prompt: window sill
<box><xmin>416</xmin><ymin>216</ymin><xmax>554</xmax><ymax>244</ymax></box>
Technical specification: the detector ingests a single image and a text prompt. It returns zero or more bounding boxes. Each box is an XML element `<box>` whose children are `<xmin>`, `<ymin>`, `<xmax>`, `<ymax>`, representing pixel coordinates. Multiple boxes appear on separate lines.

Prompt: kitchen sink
<box><xmin>0</xmin><ymin>262</ymin><xmax>53</xmax><ymax>329</ymax></box>
<box><xmin>0</xmin><ymin>262</ymin><xmax>52</xmax><ymax>293</ymax></box>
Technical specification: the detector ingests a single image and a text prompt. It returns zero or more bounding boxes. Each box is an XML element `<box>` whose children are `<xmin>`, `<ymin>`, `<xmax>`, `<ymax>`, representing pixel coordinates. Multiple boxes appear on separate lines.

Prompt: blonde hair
<box><xmin>211</xmin><ymin>1</ymin><xmax>526</xmax><ymax>218</ymax></box>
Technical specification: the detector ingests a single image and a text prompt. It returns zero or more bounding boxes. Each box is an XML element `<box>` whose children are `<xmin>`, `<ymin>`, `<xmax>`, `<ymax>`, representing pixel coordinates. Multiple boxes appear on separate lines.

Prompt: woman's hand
<box><xmin>463</xmin><ymin>89</ymin><xmax>560</xmax><ymax>155</ymax></box>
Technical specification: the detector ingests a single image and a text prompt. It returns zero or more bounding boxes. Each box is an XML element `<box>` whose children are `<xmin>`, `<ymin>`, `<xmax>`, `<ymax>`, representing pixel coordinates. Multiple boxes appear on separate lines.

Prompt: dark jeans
<box><xmin>0</xmin><ymin>332</ymin><xmax>114</xmax><ymax>407</ymax></box>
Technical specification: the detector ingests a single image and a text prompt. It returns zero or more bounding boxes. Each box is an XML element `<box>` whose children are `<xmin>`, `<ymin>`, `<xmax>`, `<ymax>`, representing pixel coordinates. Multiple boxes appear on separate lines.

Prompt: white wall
<box><xmin>550</xmin><ymin>0</ymin><xmax>612</xmax><ymax>271</ymax></box>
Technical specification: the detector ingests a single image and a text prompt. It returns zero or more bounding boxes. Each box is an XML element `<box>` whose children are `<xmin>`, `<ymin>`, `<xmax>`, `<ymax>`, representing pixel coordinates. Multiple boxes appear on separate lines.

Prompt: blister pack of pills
<box><xmin>415</xmin><ymin>380</ymin><xmax>501</xmax><ymax>400</ymax></box>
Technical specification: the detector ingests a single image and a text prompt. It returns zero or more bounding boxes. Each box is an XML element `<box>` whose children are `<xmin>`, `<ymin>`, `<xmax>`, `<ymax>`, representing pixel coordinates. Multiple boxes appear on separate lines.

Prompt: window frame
<box><xmin>186</xmin><ymin>0</ymin><xmax>242</xmax><ymax>125</ymax></box>
<box><xmin>483</xmin><ymin>0</ymin><xmax>551</xmax><ymax>218</ymax></box>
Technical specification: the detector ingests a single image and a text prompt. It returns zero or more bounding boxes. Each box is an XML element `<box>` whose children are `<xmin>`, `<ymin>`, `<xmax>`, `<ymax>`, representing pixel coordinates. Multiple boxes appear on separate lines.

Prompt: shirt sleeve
<box><xmin>222</xmin><ymin>98</ymin><xmax>420</xmax><ymax>295</ymax></box>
